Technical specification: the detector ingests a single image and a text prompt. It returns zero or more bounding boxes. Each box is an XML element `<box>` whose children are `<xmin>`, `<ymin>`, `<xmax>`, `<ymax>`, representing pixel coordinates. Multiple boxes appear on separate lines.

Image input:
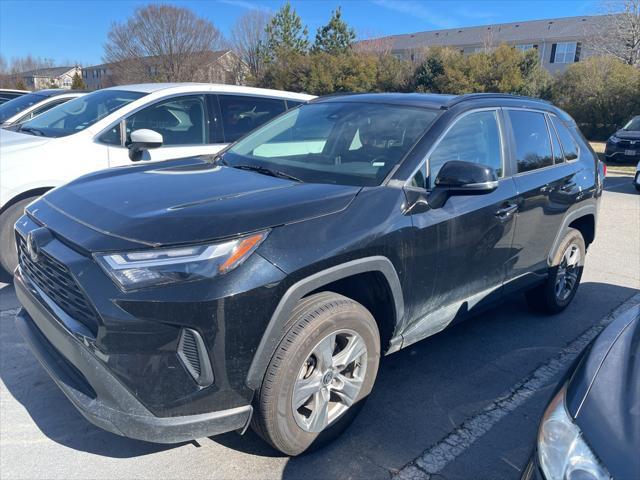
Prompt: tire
<box><xmin>0</xmin><ymin>198</ymin><xmax>35</xmax><ymax>280</ymax></box>
<box><xmin>251</xmin><ymin>292</ymin><xmax>380</xmax><ymax>456</ymax></box>
<box><xmin>525</xmin><ymin>228</ymin><xmax>585</xmax><ymax>314</ymax></box>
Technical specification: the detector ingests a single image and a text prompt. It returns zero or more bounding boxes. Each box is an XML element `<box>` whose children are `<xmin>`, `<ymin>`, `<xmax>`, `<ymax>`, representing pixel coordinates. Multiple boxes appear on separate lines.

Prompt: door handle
<box><xmin>494</xmin><ymin>204</ymin><xmax>519</xmax><ymax>220</ymax></box>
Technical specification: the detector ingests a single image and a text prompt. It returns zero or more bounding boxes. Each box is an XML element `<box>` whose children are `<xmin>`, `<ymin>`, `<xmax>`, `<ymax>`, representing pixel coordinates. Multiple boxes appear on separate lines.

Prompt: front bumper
<box><xmin>604</xmin><ymin>142</ymin><xmax>640</xmax><ymax>163</ymax></box>
<box><xmin>14</xmin><ymin>270</ymin><xmax>253</xmax><ymax>443</ymax></box>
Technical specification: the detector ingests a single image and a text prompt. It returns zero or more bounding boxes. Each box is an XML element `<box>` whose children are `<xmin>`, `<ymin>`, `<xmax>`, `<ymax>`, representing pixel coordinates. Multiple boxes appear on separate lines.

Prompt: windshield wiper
<box><xmin>18</xmin><ymin>126</ymin><xmax>46</xmax><ymax>136</ymax></box>
<box><xmin>232</xmin><ymin>164</ymin><xmax>303</xmax><ymax>183</ymax></box>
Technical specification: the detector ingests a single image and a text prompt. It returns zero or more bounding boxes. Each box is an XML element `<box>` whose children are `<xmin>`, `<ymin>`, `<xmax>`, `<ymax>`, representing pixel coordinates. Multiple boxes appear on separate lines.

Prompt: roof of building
<box><xmin>360</xmin><ymin>14</ymin><xmax>610</xmax><ymax>51</ymax></box>
<box><xmin>19</xmin><ymin>66</ymin><xmax>78</xmax><ymax>78</ymax></box>
<box><xmin>84</xmin><ymin>50</ymin><xmax>235</xmax><ymax>71</ymax></box>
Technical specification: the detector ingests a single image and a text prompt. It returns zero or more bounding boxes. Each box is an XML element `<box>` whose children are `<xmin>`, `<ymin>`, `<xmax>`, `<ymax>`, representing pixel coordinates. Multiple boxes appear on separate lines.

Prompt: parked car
<box><xmin>604</xmin><ymin>115</ymin><xmax>640</xmax><ymax>164</ymax></box>
<box><xmin>14</xmin><ymin>93</ymin><xmax>603</xmax><ymax>456</ymax></box>
<box><xmin>0</xmin><ymin>89</ymin><xmax>84</xmax><ymax>126</ymax></box>
<box><xmin>522</xmin><ymin>305</ymin><xmax>639</xmax><ymax>480</ymax></box>
<box><xmin>635</xmin><ymin>159</ymin><xmax>640</xmax><ymax>191</ymax></box>
<box><xmin>0</xmin><ymin>83</ymin><xmax>313</xmax><ymax>276</ymax></box>
<box><xmin>0</xmin><ymin>89</ymin><xmax>29</xmax><ymax>105</ymax></box>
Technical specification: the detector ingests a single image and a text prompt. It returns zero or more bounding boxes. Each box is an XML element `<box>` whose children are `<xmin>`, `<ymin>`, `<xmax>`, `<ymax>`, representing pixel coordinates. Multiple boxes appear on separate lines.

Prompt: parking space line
<box><xmin>394</xmin><ymin>293</ymin><xmax>640</xmax><ymax>480</ymax></box>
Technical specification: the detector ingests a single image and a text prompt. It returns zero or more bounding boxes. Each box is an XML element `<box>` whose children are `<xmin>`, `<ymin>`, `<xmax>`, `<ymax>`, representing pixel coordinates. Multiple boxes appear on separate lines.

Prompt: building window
<box><xmin>515</xmin><ymin>44</ymin><xmax>536</xmax><ymax>52</ymax></box>
<box><xmin>552</xmin><ymin>42</ymin><xmax>578</xmax><ymax>64</ymax></box>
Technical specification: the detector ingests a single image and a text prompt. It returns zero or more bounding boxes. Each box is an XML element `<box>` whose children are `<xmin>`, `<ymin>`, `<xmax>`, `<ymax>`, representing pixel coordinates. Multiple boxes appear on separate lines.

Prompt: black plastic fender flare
<box><xmin>245</xmin><ymin>256</ymin><xmax>404</xmax><ymax>390</ymax></box>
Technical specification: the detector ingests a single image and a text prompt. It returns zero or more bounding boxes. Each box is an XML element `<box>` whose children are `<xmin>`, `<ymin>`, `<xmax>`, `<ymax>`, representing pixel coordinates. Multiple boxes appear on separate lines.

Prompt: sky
<box><xmin>0</xmin><ymin>0</ymin><xmax>601</xmax><ymax>66</ymax></box>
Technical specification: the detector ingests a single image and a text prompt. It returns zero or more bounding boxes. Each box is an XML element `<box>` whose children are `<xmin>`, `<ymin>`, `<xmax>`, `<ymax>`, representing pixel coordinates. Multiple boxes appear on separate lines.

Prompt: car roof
<box><xmin>32</xmin><ymin>89</ymin><xmax>86</xmax><ymax>98</ymax></box>
<box><xmin>101</xmin><ymin>83</ymin><xmax>315</xmax><ymax>101</ymax></box>
<box><xmin>313</xmin><ymin>92</ymin><xmax>559</xmax><ymax>113</ymax></box>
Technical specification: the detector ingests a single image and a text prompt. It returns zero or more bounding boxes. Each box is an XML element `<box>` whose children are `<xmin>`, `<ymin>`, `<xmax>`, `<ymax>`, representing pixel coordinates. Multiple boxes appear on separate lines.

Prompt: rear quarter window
<box><xmin>551</xmin><ymin>116</ymin><xmax>579</xmax><ymax>161</ymax></box>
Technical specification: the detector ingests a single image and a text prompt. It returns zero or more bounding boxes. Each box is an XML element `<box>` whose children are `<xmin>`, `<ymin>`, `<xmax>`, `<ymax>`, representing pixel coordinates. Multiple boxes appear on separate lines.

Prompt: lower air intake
<box><xmin>177</xmin><ymin>328</ymin><xmax>214</xmax><ymax>387</ymax></box>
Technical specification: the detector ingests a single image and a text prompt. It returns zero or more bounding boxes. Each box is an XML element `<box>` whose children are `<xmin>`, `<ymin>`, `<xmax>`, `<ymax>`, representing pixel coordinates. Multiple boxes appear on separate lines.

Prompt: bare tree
<box><xmin>588</xmin><ymin>0</ymin><xmax>640</xmax><ymax>66</ymax></box>
<box><xmin>354</xmin><ymin>30</ymin><xmax>394</xmax><ymax>58</ymax></box>
<box><xmin>231</xmin><ymin>10</ymin><xmax>271</xmax><ymax>82</ymax></box>
<box><xmin>103</xmin><ymin>4</ymin><xmax>227</xmax><ymax>84</ymax></box>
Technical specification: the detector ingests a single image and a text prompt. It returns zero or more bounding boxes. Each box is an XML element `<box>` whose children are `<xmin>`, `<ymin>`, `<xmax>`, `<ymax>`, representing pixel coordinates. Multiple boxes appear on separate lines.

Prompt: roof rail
<box><xmin>309</xmin><ymin>92</ymin><xmax>365</xmax><ymax>103</ymax></box>
<box><xmin>445</xmin><ymin>93</ymin><xmax>551</xmax><ymax>108</ymax></box>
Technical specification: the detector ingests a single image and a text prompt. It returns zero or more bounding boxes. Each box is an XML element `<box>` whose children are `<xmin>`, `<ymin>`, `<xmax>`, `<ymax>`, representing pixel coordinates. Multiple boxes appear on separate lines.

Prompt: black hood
<box><xmin>37</xmin><ymin>158</ymin><xmax>360</xmax><ymax>249</ymax></box>
<box><xmin>567</xmin><ymin>309</ymin><xmax>640</xmax><ymax>479</ymax></box>
<box><xmin>614</xmin><ymin>129</ymin><xmax>640</xmax><ymax>140</ymax></box>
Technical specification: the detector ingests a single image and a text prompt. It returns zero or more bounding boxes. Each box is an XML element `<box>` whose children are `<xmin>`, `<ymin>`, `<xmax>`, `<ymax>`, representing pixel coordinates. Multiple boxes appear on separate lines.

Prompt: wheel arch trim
<box><xmin>245</xmin><ymin>256</ymin><xmax>404</xmax><ymax>390</ymax></box>
<box><xmin>548</xmin><ymin>204</ymin><xmax>597</xmax><ymax>265</ymax></box>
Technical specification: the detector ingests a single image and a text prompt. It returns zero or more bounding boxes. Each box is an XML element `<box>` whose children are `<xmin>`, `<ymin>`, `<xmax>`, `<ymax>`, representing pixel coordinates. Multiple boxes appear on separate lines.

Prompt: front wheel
<box><xmin>525</xmin><ymin>228</ymin><xmax>585</xmax><ymax>314</ymax></box>
<box><xmin>251</xmin><ymin>292</ymin><xmax>380</xmax><ymax>456</ymax></box>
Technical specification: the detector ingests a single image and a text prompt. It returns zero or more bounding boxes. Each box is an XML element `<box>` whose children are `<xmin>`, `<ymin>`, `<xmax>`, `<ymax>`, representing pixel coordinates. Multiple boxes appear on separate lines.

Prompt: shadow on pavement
<box><xmin>604</xmin><ymin>175</ymin><xmax>639</xmax><ymax>195</ymax></box>
<box><xmin>1</xmin><ymin>281</ymin><xmax>637</xmax><ymax>470</ymax></box>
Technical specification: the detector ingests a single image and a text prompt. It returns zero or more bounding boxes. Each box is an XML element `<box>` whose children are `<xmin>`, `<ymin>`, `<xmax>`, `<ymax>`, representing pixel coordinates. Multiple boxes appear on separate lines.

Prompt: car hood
<box><xmin>37</xmin><ymin>158</ymin><xmax>360</xmax><ymax>249</ymax></box>
<box><xmin>0</xmin><ymin>127</ymin><xmax>52</xmax><ymax>152</ymax></box>
<box><xmin>614</xmin><ymin>129</ymin><xmax>640</xmax><ymax>140</ymax></box>
<box><xmin>567</xmin><ymin>307</ymin><xmax>640</xmax><ymax>479</ymax></box>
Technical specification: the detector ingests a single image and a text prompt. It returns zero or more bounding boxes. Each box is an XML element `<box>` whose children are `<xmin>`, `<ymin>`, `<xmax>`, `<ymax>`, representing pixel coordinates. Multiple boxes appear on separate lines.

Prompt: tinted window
<box><xmin>226</xmin><ymin>102</ymin><xmax>438</xmax><ymax>187</ymax></box>
<box><xmin>98</xmin><ymin>122</ymin><xmax>121</xmax><ymax>146</ymax></box>
<box><xmin>219</xmin><ymin>95</ymin><xmax>286</xmax><ymax>143</ymax></box>
<box><xmin>429</xmin><ymin>110</ymin><xmax>502</xmax><ymax>184</ymax></box>
<box><xmin>286</xmin><ymin>100</ymin><xmax>305</xmax><ymax>109</ymax></box>
<box><xmin>19</xmin><ymin>89</ymin><xmax>145</xmax><ymax>138</ymax></box>
<box><xmin>126</xmin><ymin>95</ymin><xmax>207</xmax><ymax>146</ymax></box>
<box><xmin>551</xmin><ymin>116</ymin><xmax>579</xmax><ymax>161</ymax></box>
<box><xmin>0</xmin><ymin>93</ymin><xmax>47</xmax><ymax>122</ymax></box>
<box><xmin>17</xmin><ymin>98</ymin><xmax>70</xmax><ymax>123</ymax></box>
<box><xmin>509</xmin><ymin>110</ymin><xmax>553</xmax><ymax>173</ymax></box>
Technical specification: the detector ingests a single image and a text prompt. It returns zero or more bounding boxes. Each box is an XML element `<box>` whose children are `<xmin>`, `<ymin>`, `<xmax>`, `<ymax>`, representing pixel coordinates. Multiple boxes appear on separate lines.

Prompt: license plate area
<box><xmin>625</xmin><ymin>149</ymin><xmax>636</xmax><ymax>156</ymax></box>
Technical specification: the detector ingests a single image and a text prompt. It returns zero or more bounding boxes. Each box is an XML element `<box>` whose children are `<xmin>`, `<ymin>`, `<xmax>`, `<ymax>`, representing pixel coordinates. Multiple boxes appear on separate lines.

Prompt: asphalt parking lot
<box><xmin>1</xmin><ymin>173</ymin><xmax>638</xmax><ymax>480</ymax></box>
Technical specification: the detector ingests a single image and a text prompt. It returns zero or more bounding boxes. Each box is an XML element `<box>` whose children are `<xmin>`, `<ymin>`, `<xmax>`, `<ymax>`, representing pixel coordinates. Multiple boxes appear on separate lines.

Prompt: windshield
<box><xmin>0</xmin><ymin>93</ymin><xmax>47</xmax><ymax>123</ymax></box>
<box><xmin>17</xmin><ymin>89</ymin><xmax>146</xmax><ymax>138</ymax></box>
<box><xmin>623</xmin><ymin>116</ymin><xmax>640</xmax><ymax>131</ymax></box>
<box><xmin>224</xmin><ymin>102</ymin><xmax>439</xmax><ymax>186</ymax></box>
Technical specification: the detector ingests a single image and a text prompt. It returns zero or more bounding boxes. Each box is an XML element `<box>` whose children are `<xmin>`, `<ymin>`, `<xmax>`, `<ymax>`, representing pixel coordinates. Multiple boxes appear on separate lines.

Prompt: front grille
<box><xmin>17</xmin><ymin>234</ymin><xmax>99</xmax><ymax>335</ymax></box>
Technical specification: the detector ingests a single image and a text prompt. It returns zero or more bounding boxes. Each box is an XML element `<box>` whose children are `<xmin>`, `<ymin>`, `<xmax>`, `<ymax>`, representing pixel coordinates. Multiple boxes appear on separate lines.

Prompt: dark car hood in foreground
<box><xmin>37</xmin><ymin>158</ymin><xmax>360</xmax><ymax>249</ymax></box>
<box><xmin>566</xmin><ymin>308</ymin><xmax>640</xmax><ymax>479</ymax></box>
<box><xmin>614</xmin><ymin>129</ymin><xmax>640</xmax><ymax>140</ymax></box>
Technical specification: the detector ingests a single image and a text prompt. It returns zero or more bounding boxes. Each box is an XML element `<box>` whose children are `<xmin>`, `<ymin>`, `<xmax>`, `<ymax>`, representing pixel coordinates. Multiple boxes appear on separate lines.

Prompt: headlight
<box><xmin>608</xmin><ymin>135</ymin><xmax>620</xmax><ymax>144</ymax></box>
<box><xmin>95</xmin><ymin>231</ymin><xmax>267</xmax><ymax>291</ymax></box>
<box><xmin>538</xmin><ymin>385</ymin><xmax>610</xmax><ymax>480</ymax></box>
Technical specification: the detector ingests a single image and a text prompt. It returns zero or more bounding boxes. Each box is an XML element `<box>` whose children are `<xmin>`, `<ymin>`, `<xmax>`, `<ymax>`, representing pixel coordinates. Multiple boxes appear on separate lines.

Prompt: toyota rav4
<box><xmin>14</xmin><ymin>93</ymin><xmax>603</xmax><ymax>455</ymax></box>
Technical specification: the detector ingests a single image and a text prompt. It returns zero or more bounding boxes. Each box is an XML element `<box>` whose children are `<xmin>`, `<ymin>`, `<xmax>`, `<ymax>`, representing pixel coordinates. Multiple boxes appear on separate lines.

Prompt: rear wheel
<box><xmin>525</xmin><ymin>228</ymin><xmax>585</xmax><ymax>314</ymax></box>
<box><xmin>0</xmin><ymin>198</ymin><xmax>35</xmax><ymax>281</ymax></box>
<box><xmin>251</xmin><ymin>292</ymin><xmax>380</xmax><ymax>455</ymax></box>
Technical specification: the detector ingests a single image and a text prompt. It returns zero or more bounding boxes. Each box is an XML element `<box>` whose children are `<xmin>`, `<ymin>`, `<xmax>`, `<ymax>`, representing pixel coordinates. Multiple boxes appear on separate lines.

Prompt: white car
<box><xmin>635</xmin><ymin>159</ymin><xmax>640</xmax><ymax>192</ymax></box>
<box><xmin>0</xmin><ymin>83</ymin><xmax>314</xmax><ymax>276</ymax></box>
<box><xmin>0</xmin><ymin>89</ymin><xmax>85</xmax><ymax>126</ymax></box>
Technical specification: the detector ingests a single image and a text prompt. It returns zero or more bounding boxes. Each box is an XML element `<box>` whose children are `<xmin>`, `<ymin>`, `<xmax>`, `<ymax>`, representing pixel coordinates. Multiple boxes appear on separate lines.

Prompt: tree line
<box><xmin>1</xmin><ymin>1</ymin><xmax>638</xmax><ymax>139</ymax></box>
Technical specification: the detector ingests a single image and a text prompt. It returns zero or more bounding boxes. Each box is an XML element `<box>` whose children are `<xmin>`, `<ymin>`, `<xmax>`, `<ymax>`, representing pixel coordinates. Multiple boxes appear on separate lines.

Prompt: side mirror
<box><xmin>429</xmin><ymin>160</ymin><xmax>499</xmax><ymax>208</ymax></box>
<box><xmin>128</xmin><ymin>129</ymin><xmax>163</xmax><ymax>161</ymax></box>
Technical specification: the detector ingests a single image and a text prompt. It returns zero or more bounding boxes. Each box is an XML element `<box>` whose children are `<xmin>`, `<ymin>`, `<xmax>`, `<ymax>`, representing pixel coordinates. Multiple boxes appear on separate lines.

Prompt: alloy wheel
<box><xmin>292</xmin><ymin>329</ymin><xmax>367</xmax><ymax>433</ymax></box>
<box><xmin>555</xmin><ymin>242</ymin><xmax>581</xmax><ymax>302</ymax></box>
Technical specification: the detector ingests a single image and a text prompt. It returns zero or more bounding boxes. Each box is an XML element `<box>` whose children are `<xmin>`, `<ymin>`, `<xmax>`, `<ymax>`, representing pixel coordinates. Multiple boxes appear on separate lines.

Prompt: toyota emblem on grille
<box><xmin>25</xmin><ymin>228</ymin><xmax>52</xmax><ymax>263</ymax></box>
<box><xmin>26</xmin><ymin>232</ymin><xmax>40</xmax><ymax>262</ymax></box>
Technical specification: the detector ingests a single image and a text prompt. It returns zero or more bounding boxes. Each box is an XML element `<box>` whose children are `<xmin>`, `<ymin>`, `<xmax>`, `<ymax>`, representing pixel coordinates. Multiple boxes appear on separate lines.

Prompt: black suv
<box><xmin>14</xmin><ymin>93</ymin><xmax>603</xmax><ymax>455</ymax></box>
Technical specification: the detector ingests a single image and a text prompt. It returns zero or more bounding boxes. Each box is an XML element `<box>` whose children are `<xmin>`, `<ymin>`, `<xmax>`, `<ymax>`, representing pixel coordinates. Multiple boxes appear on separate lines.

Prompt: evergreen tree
<box><xmin>71</xmin><ymin>72</ymin><xmax>86</xmax><ymax>90</ymax></box>
<box><xmin>261</xmin><ymin>2</ymin><xmax>309</xmax><ymax>62</ymax></box>
<box><xmin>313</xmin><ymin>7</ymin><xmax>355</xmax><ymax>54</ymax></box>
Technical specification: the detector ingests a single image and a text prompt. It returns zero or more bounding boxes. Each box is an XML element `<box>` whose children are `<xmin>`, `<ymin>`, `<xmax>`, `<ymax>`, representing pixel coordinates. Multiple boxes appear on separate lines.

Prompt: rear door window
<box><xmin>508</xmin><ymin>110</ymin><xmax>553</xmax><ymax>173</ymax></box>
<box><xmin>219</xmin><ymin>95</ymin><xmax>286</xmax><ymax>143</ymax></box>
<box><xmin>551</xmin><ymin>116</ymin><xmax>579</xmax><ymax>161</ymax></box>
